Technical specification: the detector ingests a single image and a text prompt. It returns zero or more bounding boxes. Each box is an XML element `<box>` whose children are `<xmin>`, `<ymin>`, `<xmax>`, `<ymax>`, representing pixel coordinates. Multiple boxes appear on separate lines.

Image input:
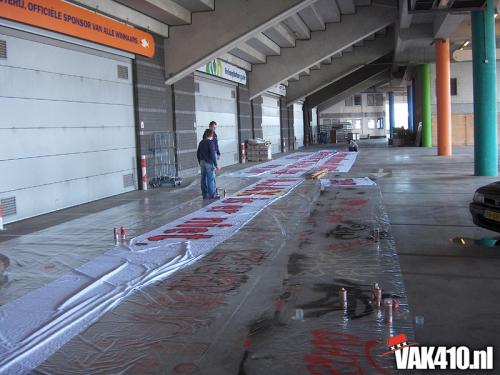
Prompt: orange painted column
<box><xmin>435</xmin><ymin>38</ymin><xmax>452</xmax><ymax>156</ymax></box>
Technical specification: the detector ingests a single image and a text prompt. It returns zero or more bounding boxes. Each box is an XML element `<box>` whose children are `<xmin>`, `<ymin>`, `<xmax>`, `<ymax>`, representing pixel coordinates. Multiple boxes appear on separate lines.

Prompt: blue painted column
<box><xmin>472</xmin><ymin>0</ymin><xmax>498</xmax><ymax>176</ymax></box>
<box><xmin>388</xmin><ymin>91</ymin><xmax>395</xmax><ymax>139</ymax></box>
<box><xmin>407</xmin><ymin>84</ymin><xmax>414</xmax><ymax>132</ymax></box>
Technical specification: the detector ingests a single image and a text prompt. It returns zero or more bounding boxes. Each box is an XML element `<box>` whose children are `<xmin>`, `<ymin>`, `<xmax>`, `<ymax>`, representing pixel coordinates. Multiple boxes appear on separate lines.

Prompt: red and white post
<box><xmin>140</xmin><ymin>155</ymin><xmax>148</xmax><ymax>191</ymax></box>
<box><xmin>240</xmin><ymin>142</ymin><xmax>246</xmax><ymax>164</ymax></box>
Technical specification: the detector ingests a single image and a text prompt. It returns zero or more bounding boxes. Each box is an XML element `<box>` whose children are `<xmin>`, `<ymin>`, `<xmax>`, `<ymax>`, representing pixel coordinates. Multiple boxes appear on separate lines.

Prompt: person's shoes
<box><xmin>203</xmin><ymin>196</ymin><xmax>209</xmax><ymax>200</ymax></box>
<box><xmin>209</xmin><ymin>195</ymin><xmax>221</xmax><ymax>199</ymax></box>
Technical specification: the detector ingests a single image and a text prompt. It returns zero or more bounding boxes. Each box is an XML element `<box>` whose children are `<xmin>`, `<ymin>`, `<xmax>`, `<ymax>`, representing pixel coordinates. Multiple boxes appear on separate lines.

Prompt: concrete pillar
<box><xmin>407</xmin><ymin>83</ymin><xmax>414</xmax><ymax>132</ymax></box>
<box><xmin>388</xmin><ymin>91</ymin><xmax>395</xmax><ymax>138</ymax></box>
<box><xmin>421</xmin><ymin>64</ymin><xmax>432</xmax><ymax>147</ymax></box>
<box><xmin>303</xmin><ymin>100</ymin><xmax>311</xmax><ymax>146</ymax></box>
<box><xmin>472</xmin><ymin>0</ymin><xmax>498</xmax><ymax>176</ymax></box>
<box><xmin>435</xmin><ymin>39</ymin><xmax>452</xmax><ymax>156</ymax></box>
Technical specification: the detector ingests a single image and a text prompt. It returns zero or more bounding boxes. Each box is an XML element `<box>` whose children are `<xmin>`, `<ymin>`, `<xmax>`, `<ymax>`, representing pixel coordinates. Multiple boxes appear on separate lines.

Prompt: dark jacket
<box><xmin>213</xmin><ymin>131</ymin><xmax>221</xmax><ymax>156</ymax></box>
<box><xmin>197</xmin><ymin>139</ymin><xmax>218</xmax><ymax>167</ymax></box>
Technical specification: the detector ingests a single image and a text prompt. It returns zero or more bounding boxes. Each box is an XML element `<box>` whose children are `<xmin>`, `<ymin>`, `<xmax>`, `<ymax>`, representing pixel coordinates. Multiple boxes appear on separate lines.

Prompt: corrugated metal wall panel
<box><xmin>293</xmin><ymin>103</ymin><xmax>305</xmax><ymax>148</ymax></box>
<box><xmin>195</xmin><ymin>75</ymin><xmax>238</xmax><ymax>167</ymax></box>
<box><xmin>0</xmin><ymin>32</ymin><xmax>135</xmax><ymax>223</ymax></box>
<box><xmin>261</xmin><ymin>94</ymin><xmax>281</xmax><ymax>154</ymax></box>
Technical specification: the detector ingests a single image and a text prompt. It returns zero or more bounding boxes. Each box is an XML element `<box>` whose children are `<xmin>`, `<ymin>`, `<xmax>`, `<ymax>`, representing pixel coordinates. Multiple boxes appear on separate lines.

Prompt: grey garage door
<box><xmin>195</xmin><ymin>74</ymin><xmax>239</xmax><ymax>168</ymax></box>
<box><xmin>0</xmin><ymin>28</ymin><xmax>136</xmax><ymax>223</ymax></box>
<box><xmin>293</xmin><ymin>102</ymin><xmax>305</xmax><ymax>148</ymax></box>
<box><xmin>261</xmin><ymin>93</ymin><xmax>281</xmax><ymax>154</ymax></box>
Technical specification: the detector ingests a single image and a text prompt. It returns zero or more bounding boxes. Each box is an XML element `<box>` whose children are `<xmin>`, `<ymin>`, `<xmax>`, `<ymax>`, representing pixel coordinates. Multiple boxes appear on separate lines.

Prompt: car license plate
<box><xmin>484</xmin><ymin>210</ymin><xmax>500</xmax><ymax>222</ymax></box>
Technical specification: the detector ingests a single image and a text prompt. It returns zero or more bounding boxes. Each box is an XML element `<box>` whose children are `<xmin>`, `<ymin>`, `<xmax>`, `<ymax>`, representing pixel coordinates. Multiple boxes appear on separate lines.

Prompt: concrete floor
<box><xmin>1</xmin><ymin>140</ymin><xmax>499</xmax><ymax>373</ymax></box>
<box><xmin>350</xmin><ymin>142</ymin><xmax>500</xmax><ymax>364</ymax></box>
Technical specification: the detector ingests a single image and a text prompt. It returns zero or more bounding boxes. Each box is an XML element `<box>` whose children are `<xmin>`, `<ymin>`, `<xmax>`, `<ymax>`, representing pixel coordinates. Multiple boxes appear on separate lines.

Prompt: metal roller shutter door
<box><xmin>0</xmin><ymin>31</ymin><xmax>136</xmax><ymax>223</ymax></box>
<box><xmin>261</xmin><ymin>94</ymin><xmax>281</xmax><ymax>154</ymax></box>
<box><xmin>293</xmin><ymin>103</ymin><xmax>305</xmax><ymax>148</ymax></box>
<box><xmin>195</xmin><ymin>75</ymin><xmax>239</xmax><ymax>168</ymax></box>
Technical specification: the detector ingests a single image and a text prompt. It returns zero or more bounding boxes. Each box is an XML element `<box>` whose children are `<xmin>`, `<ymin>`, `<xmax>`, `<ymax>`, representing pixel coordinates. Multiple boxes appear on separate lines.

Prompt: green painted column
<box><xmin>472</xmin><ymin>0</ymin><xmax>498</xmax><ymax>176</ymax></box>
<box><xmin>421</xmin><ymin>64</ymin><xmax>432</xmax><ymax>147</ymax></box>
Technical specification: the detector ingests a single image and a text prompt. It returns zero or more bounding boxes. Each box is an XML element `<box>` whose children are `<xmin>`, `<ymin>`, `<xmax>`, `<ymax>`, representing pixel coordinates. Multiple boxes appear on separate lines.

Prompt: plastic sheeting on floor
<box><xmin>227</xmin><ymin>152</ymin><xmax>311</xmax><ymax>177</ymax></box>
<box><xmin>32</xmin><ymin>179</ymin><xmax>415</xmax><ymax>374</ymax></box>
<box><xmin>315</xmin><ymin>151</ymin><xmax>358</xmax><ymax>173</ymax></box>
<box><xmin>321</xmin><ymin>177</ymin><xmax>376</xmax><ymax>188</ymax></box>
<box><xmin>0</xmin><ymin>178</ymin><xmax>303</xmax><ymax>374</ymax></box>
<box><xmin>228</xmin><ymin>151</ymin><xmax>340</xmax><ymax>178</ymax></box>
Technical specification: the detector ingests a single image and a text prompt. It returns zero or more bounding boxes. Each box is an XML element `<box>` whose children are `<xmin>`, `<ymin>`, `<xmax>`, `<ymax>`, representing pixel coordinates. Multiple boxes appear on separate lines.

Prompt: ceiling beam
<box><xmin>219</xmin><ymin>53</ymin><xmax>252</xmax><ymax>71</ymax></box>
<box><xmin>287</xmin><ymin>32</ymin><xmax>395</xmax><ymax>103</ymax></box>
<box><xmin>316</xmin><ymin>70</ymin><xmax>391</xmax><ymax>111</ymax></box>
<box><xmin>231</xmin><ymin>43</ymin><xmax>267</xmax><ymax>63</ymax></box>
<box><xmin>264</xmin><ymin>23</ymin><xmax>296</xmax><ymax>47</ymax></box>
<box><xmin>164</xmin><ymin>0</ymin><xmax>316</xmax><ymax>85</ymax></box>
<box><xmin>170</xmin><ymin>0</ymin><xmax>214</xmax><ymax>12</ymax></box>
<box><xmin>248</xmin><ymin>3</ymin><xmax>397</xmax><ymax>99</ymax></box>
<box><xmin>248</xmin><ymin>33</ymin><xmax>281</xmax><ymax>55</ymax></box>
<box><xmin>299</xmin><ymin>4</ymin><xmax>325</xmax><ymax>31</ymax></box>
<box><xmin>283</xmin><ymin>13</ymin><xmax>311</xmax><ymax>39</ymax></box>
<box><xmin>433</xmin><ymin>13</ymin><xmax>468</xmax><ymax>39</ymax></box>
<box><xmin>307</xmin><ymin>56</ymin><xmax>392</xmax><ymax>108</ymax></box>
<box><xmin>116</xmin><ymin>0</ymin><xmax>191</xmax><ymax>25</ymax></box>
<box><xmin>337</xmin><ymin>0</ymin><xmax>356</xmax><ymax>14</ymax></box>
<box><xmin>71</xmin><ymin>0</ymin><xmax>169</xmax><ymax>37</ymax></box>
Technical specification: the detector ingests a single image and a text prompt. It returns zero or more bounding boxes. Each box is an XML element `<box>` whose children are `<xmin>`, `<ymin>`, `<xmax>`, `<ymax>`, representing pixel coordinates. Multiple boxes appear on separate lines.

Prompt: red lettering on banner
<box><xmin>251</xmin><ymin>186</ymin><xmax>283</xmax><ymax>191</ymax></box>
<box><xmin>265</xmin><ymin>179</ymin><xmax>297</xmax><ymax>183</ymax></box>
<box><xmin>239</xmin><ymin>190</ymin><xmax>282</xmax><ymax>196</ymax></box>
<box><xmin>207</xmin><ymin>205</ymin><xmax>244</xmax><ymax>214</ymax></box>
<box><xmin>328</xmin><ymin>239</ymin><xmax>373</xmax><ymax>252</ymax></box>
<box><xmin>190</xmin><ymin>218</ymin><xmax>225</xmax><ymax>223</ymax></box>
<box><xmin>177</xmin><ymin>223</ymin><xmax>219</xmax><ymax>228</ymax></box>
<box><xmin>304</xmin><ymin>330</ymin><xmax>391</xmax><ymax>375</ymax></box>
<box><xmin>328</xmin><ymin>214</ymin><xmax>343</xmax><ymax>223</ymax></box>
<box><xmin>257</xmin><ymin>182</ymin><xmax>289</xmax><ymax>187</ymax></box>
<box><xmin>223</xmin><ymin>198</ymin><xmax>259</xmax><ymax>204</ymax></box>
<box><xmin>329</xmin><ymin>179</ymin><xmax>355</xmax><ymax>186</ymax></box>
<box><xmin>148</xmin><ymin>234</ymin><xmax>212</xmax><ymax>241</ymax></box>
<box><xmin>164</xmin><ymin>228</ymin><xmax>208</xmax><ymax>234</ymax></box>
<box><xmin>338</xmin><ymin>199</ymin><xmax>368</xmax><ymax>206</ymax></box>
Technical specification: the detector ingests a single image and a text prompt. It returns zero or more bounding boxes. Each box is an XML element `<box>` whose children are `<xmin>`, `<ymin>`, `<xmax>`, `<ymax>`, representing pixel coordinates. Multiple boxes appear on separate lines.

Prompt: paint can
<box><xmin>384</xmin><ymin>298</ymin><xmax>393</xmax><ymax>324</ymax></box>
<box><xmin>120</xmin><ymin>226</ymin><xmax>126</xmax><ymax>241</ymax></box>
<box><xmin>339</xmin><ymin>287</ymin><xmax>347</xmax><ymax>309</ymax></box>
<box><xmin>113</xmin><ymin>227</ymin><xmax>119</xmax><ymax>244</ymax></box>
<box><xmin>294</xmin><ymin>309</ymin><xmax>304</xmax><ymax>320</ymax></box>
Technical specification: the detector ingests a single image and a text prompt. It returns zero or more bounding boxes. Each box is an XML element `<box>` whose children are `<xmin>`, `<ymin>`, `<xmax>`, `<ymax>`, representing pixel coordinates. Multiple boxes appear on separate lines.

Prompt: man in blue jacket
<box><xmin>197</xmin><ymin>129</ymin><xmax>220</xmax><ymax>199</ymax></box>
<box><xmin>209</xmin><ymin>121</ymin><xmax>221</xmax><ymax>160</ymax></box>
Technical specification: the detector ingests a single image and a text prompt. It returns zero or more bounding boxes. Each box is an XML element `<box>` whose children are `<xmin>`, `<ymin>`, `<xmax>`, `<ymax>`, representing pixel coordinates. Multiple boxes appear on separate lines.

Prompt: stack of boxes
<box><xmin>246</xmin><ymin>140</ymin><xmax>272</xmax><ymax>162</ymax></box>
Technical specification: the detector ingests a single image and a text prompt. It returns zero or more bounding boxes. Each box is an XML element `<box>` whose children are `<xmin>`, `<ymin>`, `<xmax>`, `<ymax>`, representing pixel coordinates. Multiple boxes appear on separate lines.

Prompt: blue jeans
<box><xmin>200</xmin><ymin>160</ymin><xmax>216</xmax><ymax>198</ymax></box>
